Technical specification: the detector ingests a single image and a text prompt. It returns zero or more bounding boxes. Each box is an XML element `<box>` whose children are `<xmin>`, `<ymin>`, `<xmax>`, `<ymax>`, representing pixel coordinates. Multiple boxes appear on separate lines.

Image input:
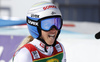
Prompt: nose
<box><xmin>50</xmin><ymin>25</ymin><xmax>58</xmax><ymax>31</ymax></box>
<box><xmin>50</xmin><ymin>28</ymin><xmax>57</xmax><ymax>32</ymax></box>
<box><xmin>49</xmin><ymin>27</ymin><xmax>58</xmax><ymax>34</ymax></box>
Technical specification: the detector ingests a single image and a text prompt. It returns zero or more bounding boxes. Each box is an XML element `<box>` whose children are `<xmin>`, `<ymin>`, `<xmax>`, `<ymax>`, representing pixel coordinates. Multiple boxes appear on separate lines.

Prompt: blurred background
<box><xmin>0</xmin><ymin>0</ymin><xmax>100</xmax><ymax>62</ymax></box>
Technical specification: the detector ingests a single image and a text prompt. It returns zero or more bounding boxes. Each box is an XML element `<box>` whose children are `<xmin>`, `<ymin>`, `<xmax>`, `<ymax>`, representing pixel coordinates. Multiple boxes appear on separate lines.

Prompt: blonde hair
<box><xmin>16</xmin><ymin>35</ymin><xmax>34</xmax><ymax>51</ymax></box>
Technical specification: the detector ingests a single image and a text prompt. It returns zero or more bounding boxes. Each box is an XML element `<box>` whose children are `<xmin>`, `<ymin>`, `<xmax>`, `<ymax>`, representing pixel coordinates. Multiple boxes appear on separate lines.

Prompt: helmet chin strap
<box><xmin>37</xmin><ymin>29</ymin><xmax>60</xmax><ymax>52</ymax></box>
<box><xmin>37</xmin><ymin>38</ymin><xmax>56</xmax><ymax>52</ymax></box>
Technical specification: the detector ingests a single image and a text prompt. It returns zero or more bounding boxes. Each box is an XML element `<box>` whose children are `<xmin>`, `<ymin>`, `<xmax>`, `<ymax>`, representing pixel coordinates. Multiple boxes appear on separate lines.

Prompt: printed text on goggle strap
<box><xmin>28</xmin><ymin>19</ymin><xmax>38</xmax><ymax>26</ymax></box>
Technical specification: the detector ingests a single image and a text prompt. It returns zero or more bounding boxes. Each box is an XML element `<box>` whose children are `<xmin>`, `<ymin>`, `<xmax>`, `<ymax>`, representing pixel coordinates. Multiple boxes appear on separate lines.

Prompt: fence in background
<box><xmin>54</xmin><ymin>0</ymin><xmax>100</xmax><ymax>22</ymax></box>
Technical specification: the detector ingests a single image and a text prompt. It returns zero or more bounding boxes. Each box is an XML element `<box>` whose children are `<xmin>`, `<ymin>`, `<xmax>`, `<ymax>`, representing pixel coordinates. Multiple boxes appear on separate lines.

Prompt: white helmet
<box><xmin>27</xmin><ymin>1</ymin><xmax>62</xmax><ymax>18</ymax></box>
<box><xmin>26</xmin><ymin>1</ymin><xmax>62</xmax><ymax>39</ymax></box>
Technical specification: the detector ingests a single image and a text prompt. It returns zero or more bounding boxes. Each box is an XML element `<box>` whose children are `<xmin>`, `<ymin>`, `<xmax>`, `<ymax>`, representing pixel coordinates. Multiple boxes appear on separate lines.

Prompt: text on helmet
<box><xmin>43</xmin><ymin>5</ymin><xmax>57</xmax><ymax>10</ymax></box>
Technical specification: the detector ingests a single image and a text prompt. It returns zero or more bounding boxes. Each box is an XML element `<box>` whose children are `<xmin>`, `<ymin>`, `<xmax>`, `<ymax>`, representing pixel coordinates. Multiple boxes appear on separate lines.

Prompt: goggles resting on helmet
<box><xmin>27</xmin><ymin>16</ymin><xmax>63</xmax><ymax>31</ymax></box>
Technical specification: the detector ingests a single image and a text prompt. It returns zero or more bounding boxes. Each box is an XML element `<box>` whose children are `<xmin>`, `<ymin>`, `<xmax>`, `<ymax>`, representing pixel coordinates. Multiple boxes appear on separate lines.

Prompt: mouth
<box><xmin>48</xmin><ymin>34</ymin><xmax>55</xmax><ymax>39</ymax></box>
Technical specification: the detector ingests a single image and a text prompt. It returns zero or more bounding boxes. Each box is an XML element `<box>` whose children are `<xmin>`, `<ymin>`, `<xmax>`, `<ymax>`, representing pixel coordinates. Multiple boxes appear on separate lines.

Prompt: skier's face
<box><xmin>41</xmin><ymin>28</ymin><xmax>58</xmax><ymax>45</ymax></box>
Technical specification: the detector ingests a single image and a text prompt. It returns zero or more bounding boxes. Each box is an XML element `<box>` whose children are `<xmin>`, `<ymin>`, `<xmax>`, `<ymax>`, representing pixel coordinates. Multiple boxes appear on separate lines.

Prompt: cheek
<box><xmin>41</xmin><ymin>31</ymin><xmax>48</xmax><ymax>39</ymax></box>
<box><xmin>55</xmin><ymin>31</ymin><xmax>58</xmax><ymax>36</ymax></box>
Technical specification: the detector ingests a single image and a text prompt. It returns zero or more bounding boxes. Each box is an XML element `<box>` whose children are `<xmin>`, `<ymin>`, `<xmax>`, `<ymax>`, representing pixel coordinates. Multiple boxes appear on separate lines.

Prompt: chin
<box><xmin>47</xmin><ymin>42</ymin><xmax>54</xmax><ymax>45</ymax></box>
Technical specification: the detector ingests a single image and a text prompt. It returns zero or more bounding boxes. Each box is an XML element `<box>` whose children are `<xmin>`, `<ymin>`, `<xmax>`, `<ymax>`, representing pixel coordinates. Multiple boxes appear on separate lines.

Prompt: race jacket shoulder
<box><xmin>24</xmin><ymin>42</ymin><xmax>63</xmax><ymax>62</ymax></box>
<box><xmin>13</xmin><ymin>39</ymin><xmax>66</xmax><ymax>62</ymax></box>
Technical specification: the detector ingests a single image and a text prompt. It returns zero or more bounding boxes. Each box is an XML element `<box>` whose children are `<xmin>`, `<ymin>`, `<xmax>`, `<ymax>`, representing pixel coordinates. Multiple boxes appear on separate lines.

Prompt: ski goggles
<box><xmin>27</xmin><ymin>16</ymin><xmax>63</xmax><ymax>31</ymax></box>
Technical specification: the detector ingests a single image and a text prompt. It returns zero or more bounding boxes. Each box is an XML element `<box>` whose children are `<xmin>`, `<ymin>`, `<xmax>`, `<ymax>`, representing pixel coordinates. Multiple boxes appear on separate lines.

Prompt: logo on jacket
<box><xmin>40</xmin><ymin>42</ymin><xmax>49</xmax><ymax>49</ymax></box>
<box><xmin>47</xmin><ymin>58</ymin><xmax>59</xmax><ymax>62</ymax></box>
<box><xmin>32</xmin><ymin>50</ymin><xmax>40</xmax><ymax>59</ymax></box>
<box><xmin>55</xmin><ymin>44</ymin><xmax>62</xmax><ymax>52</ymax></box>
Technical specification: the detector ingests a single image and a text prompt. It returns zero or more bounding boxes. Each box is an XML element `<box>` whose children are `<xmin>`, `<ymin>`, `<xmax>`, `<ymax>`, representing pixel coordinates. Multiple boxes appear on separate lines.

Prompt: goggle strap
<box><xmin>27</xmin><ymin>17</ymin><xmax>38</xmax><ymax>26</ymax></box>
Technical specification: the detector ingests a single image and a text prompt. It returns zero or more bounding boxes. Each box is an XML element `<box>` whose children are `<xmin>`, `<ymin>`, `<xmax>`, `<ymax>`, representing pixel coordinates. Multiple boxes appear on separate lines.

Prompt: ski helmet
<box><xmin>26</xmin><ymin>1</ymin><xmax>62</xmax><ymax>39</ymax></box>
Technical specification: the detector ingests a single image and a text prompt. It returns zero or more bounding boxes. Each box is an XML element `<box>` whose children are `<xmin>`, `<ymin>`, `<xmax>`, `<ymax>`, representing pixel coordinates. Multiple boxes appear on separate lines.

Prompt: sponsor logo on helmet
<box><xmin>47</xmin><ymin>58</ymin><xmax>59</xmax><ymax>62</ymax></box>
<box><xmin>43</xmin><ymin>5</ymin><xmax>57</xmax><ymax>10</ymax></box>
<box><xmin>51</xmin><ymin>11</ymin><xmax>56</xmax><ymax>15</ymax></box>
<box><xmin>31</xmin><ymin>14</ymin><xmax>39</xmax><ymax>18</ymax></box>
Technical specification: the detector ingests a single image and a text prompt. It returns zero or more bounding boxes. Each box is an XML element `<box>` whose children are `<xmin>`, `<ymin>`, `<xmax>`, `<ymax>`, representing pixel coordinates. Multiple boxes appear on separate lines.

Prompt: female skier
<box><xmin>13</xmin><ymin>1</ymin><xmax>66</xmax><ymax>62</ymax></box>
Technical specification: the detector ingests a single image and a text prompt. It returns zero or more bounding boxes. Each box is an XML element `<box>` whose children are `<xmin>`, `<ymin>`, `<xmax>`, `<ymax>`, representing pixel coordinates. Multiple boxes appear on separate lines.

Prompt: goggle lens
<box><xmin>41</xmin><ymin>17</ymin><xmax>62</xmax><ymax>31</ymax></box>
